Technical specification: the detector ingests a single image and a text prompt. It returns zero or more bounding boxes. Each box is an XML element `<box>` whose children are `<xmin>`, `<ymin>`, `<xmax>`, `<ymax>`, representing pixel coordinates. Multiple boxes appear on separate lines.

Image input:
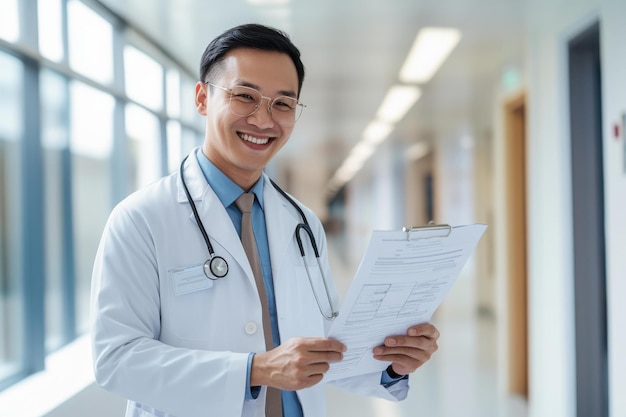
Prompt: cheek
<box><xmin>276</xmin><ymin>127</ymin><xmax>294</xmax><ymax>145</ymax></box>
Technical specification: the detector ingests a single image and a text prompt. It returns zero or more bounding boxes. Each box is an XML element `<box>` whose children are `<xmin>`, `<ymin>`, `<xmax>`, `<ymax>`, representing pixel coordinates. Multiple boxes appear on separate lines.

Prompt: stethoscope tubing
<box><xmin>179</xmin><ymin>156</ymin><xmax>228</xmax><ymax>279</ymax></box>
<box><xmin>179</xmin><ymin>156</ymin><xmax>338</xmax><ymax>319</ymax></box>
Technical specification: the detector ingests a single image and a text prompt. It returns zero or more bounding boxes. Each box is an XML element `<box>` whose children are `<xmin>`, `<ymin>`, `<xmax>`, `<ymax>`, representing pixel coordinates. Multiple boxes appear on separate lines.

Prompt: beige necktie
<box><xmin>235</xmin><ymin>193</ymin><xmax>283</xmax><ymax>417</ymax></box>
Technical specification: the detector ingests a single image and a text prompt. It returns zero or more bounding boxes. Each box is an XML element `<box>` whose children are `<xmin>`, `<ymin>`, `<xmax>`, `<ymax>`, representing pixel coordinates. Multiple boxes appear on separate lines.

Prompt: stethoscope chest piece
<box><xmin>204</xmin><ymin>256</ymin><xmax>228</xmax><ymax>279</ymax></box>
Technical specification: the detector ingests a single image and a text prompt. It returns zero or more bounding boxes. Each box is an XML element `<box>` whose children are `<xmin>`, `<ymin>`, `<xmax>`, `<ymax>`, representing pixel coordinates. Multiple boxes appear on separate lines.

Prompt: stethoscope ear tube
<box><xmin>295</xmin><ymin>223</ymin><xmax>319</xmax><ymax>257</ymax></box>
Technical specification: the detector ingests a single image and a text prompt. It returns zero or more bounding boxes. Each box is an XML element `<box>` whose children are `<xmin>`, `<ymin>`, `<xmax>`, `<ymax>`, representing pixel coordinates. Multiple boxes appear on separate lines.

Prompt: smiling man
<box><xmin>91</xmin><ymin>23</ymin><xmax>440</xmax><ymax>417</ymax></box>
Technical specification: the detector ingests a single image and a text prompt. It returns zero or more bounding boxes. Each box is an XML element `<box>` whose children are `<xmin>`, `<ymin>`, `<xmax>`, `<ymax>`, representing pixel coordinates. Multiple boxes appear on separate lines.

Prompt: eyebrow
<box><xmin>234</xmin><ymin>79</ymin><xmax>298</xmax><ymax>98</ymax></box>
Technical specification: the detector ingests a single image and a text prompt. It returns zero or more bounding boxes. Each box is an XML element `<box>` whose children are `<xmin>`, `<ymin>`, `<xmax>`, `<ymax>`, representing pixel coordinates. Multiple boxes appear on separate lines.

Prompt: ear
<box><xmin>195</xmin><ymin>82</ymin><xmax>208</xmax><ymax>115</ymax></box>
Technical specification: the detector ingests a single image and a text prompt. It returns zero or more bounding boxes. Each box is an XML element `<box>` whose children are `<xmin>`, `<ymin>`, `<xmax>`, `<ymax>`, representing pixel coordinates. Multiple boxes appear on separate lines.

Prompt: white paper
<box><xmin>323</xmin><ymin>224</ymin><xmax>487</xmax><ymax>382</ymax></box>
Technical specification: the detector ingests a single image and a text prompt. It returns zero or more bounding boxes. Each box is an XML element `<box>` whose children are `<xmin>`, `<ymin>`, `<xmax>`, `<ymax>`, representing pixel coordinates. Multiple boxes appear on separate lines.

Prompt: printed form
<box><xmin>323</xmin><ymin>223</ymin><xmax>487</xmax><ymax>382</ymax></box>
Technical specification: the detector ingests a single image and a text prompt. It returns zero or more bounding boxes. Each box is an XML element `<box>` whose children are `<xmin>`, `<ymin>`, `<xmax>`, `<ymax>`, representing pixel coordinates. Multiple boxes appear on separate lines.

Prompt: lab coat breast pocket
<box><xmin>162</xmin><ymin>263</ymin><xmax>217</xmax><ymax>344</ymax></box>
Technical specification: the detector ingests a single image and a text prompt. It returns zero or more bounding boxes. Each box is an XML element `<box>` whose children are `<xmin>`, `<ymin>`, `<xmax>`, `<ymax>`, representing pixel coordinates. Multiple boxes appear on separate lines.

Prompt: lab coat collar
<box><xmin>176</xmin><ymin>148</ymin><xmax>207</xmax><ymax>204</ymax></box>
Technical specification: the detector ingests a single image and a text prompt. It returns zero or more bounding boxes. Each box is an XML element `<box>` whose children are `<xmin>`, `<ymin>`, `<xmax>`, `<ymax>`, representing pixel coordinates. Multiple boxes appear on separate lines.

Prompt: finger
<box><xmin>306</xmin><ymin>350</ymin><xmax>344</xmax><ymax>364</ymax></box>
<box><xmin>284</xmin><ymin>339</ymin><xmax>344</xmax><ymax>365</ymax></box>
<box><xmin>373</xmin><ymin>350</ymin><xmax>432</xmax><ymax>369</ymax></box>
<box><xmin>306</xmin><ymin>361</ymin><xmax>333</xmax><ymax>376</ymax></box>
<box><xmin>382</xmin><ymin>334</ymin><xmax>439</xmax><ymax>350</ymax></box>
<box><xmin>374</xmin><ymin>346</ymin><xmax>433</xmax><ymax>359</ymax></box>
<box><xmin>373</xmin><ymin>353</ymin><xmax>423</xmax><ymax>373</ymax></box>
<box><xmin>300</xmin><ymin>337</ymin><xmax>347</xmax><ymax>353</ymax></box>
<box><xmin>406</xmin><ymin>323</ymin><xmax>440</xmax><ymax>339</ymax></box>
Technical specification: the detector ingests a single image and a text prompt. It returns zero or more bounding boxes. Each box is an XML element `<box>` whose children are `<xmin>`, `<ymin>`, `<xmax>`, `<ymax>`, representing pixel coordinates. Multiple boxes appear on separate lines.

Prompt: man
<box><xmin>91</xmin><ymin>23</ymin><xmax>439</xmax><ymax>417</ymax></box>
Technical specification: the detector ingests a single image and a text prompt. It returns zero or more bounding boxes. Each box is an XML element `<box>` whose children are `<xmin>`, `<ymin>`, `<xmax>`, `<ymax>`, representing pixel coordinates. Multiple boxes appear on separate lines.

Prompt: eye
<box><xmin>232</xmin><ymin>92</ymin><xmax>256</xmax><ymax>103</ymax></box>
<box><xmin>273</xmin><ymin>97</ymin><xmax>297</xmax><ymax>111</ymax></box>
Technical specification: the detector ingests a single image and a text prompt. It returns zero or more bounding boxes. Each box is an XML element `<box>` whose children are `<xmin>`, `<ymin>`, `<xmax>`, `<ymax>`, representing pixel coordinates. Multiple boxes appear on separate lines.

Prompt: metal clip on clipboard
<box><xmin>401</xmin><ymin>222</ymin><xmax>452</xmax><ymax>241</ymax></box>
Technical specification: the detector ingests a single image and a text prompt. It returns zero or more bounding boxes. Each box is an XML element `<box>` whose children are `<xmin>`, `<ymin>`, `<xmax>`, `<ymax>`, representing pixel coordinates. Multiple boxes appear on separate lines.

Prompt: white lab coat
<box><xmin>91</xmin><ymin>148</ymin><xmax>407</xmax><ymax>417</ymax></box>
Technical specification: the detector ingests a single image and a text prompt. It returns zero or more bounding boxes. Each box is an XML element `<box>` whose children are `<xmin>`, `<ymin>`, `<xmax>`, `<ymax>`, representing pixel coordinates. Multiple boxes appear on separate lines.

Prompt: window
<box><xmin>167</xmin><ymin>120</ymin><xmax>182</xmax><ymax>173</ymax></box>
<box><xmin>67</xmin><ymin>0</ymin><xmax>113</xmax><ymax>84</ymax></box>
<box><xmin>125</xmin><ymin>45</ymin><xmax>164</xmax><ymax>111</ymax></box>
<box><xmin>126</xmin><ymin>103</ymin><xmax>162</xmax><ymax>189</ymax></box>
<box><xmin>38</xmin><ymin>0</ymin><xmax>64</xmax><ymax>62</ymax></box>
<box><xmin>0</xmin><ymin>0</ymin><xmax>20</xmax><ymax>42</ymax></box>
<box><xmin>69</xmin><ymin>80</ymin><xmax>114</xmax><ymax>333</ymax></box>
<box><xmin>41</xmin><ymin>69</ymin><xmax>71</xmax><ymax>352</ymax></box>
<box><xmin>180</xmin><ymin>74</ymin><xmax>200</xmax><ymax>125</ymax></box>
<box><xmin>0</xmin><ymin>51</ymin><xmax>25</xmax><ymax>385</ymax></box>
<box><xmin>0</xmin><ymin>0</ymin><xmax>204</xmax><ymax>392</ymax></box>
<box><xmin>166</xmin><ymin>69</ymin><xmax>181</xmax><ymax>118</ymax></box>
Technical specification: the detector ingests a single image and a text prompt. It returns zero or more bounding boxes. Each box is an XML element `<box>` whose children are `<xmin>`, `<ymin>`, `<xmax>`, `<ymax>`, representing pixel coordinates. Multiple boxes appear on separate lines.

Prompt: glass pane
<box><xmin>166</xmin><ymin>120</ymin><xmax>181</xmax><ymax>174</ymax></box>
<box><xmin>166</xmin><ymin>69</ymin><xmax>180</xmax><ymax>117</ymax></box>
<box><xmin>69</xmin><ymin>80</ymin><xmax>114</xmax><ymax>334</ymax></box>
<box><xmin>41</xmin><ymin>69</ymin><xmax>69</xmax><ymax>352</ymax></box>
<box><xmin>181</xmin><ymin>127</ymin><xmax>201</xmax><ymax>156</ymax></box>
<box><xmin>0</xmin><ymin>52</ymin><xmax>24</xmax><ymax>382</ymax></box>
<box><xmin>169</xmin><ymin>125</ymin><xmax>200</xmax><ymax>169</ymax></box>
<box><xmin>180</xmin><ymin>74</ymin><xmax>198</xmax><ymax>125</ymax></box>
<box><xmin>70</xmin><ymin>81</ymin><xmax>114</xmax><ymax>159</ymax></box>
<box><xmin>126</xmin><ymin>103</ymin><xmax>162</xmax><ymax>190</ymax></box>
<box><xmin>38</xmin><ymin>0</ymin><xmax>64</xmax><ymax>62</ymax></box>
<box><xmin>0</xmin><ymin>0</ymin><xmax>19</xmax><ymax>42</ymax></box>
<box><xmin>124</xmin><ymin>45</ymin><xmax>164</xmax><ymax>111</ymax></box>
<box><xmin>67</xmin><ymin>0</ymin><xmax>113</xmax><ymax>84</ymax></box>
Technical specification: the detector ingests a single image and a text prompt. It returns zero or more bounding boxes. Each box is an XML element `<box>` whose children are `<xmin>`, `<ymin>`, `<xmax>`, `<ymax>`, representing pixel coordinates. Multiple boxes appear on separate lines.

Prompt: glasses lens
<box><xmin>271</xmin><ymin>96</ymin><xmax>302</xmax><ymax>125</ymax></box>
<box><xmin>229</xmin><ymin>86</ymin><xmax>261</xmax><ymax>117</ymax></box>
<box><xmin>228</xmin><ymin>86</ymin><xmax>303</xmax><ymax>126</ymax></box>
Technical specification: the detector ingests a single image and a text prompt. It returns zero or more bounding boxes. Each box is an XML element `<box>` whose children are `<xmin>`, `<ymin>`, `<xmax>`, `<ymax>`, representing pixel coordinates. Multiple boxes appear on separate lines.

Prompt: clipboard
<box><xmin>401</xmin><ymin>222</ymin><xmax>452</xmax><ymax>240</ymax></box>
<box><xmin>323</xmin><ymin>222</ymin><xmax>487</xmax><ymax>382</ymax></box>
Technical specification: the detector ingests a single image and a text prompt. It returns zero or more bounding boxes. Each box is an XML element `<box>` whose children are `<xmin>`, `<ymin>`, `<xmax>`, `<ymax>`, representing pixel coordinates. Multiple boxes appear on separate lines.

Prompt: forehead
<box><xmin>216</xmin><ymin>48</ymin><xmax>299</xmax><ymax>95</ymax></box>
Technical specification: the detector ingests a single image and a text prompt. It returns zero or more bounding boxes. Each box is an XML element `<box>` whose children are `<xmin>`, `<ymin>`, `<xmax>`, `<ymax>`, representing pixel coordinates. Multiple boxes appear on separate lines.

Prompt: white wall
<box><xmin>520</xmin><ymin>1</ymin><xmax>626</xmax><ymax>416</ymax></box>
<box><xmin>598</xmin><ymin>1</ymin><xmax>626</xmax><ymax>415</ymax></box>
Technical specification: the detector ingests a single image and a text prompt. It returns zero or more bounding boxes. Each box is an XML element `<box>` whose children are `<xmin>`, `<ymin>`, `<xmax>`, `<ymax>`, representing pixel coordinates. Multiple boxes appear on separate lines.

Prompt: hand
<box><xmin>250</xmin><ymin>337</ymin><xmax>346</xmax><ymax>391</ymax></box>
<box><xmin>372</xmin><ymin>323</ymin><xmax>440</xmax><ymax>376</ymax></box>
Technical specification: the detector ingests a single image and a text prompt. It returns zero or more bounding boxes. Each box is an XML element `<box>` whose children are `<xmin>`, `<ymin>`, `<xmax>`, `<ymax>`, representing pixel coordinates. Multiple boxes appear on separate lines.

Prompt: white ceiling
<box><xmin>96</xmin><ymin>0</ymin><xmax>525</xmax><ymax>181</ymax></box>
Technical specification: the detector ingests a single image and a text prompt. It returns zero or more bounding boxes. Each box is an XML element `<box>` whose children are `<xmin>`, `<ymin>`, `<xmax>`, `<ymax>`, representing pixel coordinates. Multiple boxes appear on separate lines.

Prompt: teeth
<box><xmin>240</xmin><ymin>133</ymin><xmax>269</xmax><ymax>145</ymax></box>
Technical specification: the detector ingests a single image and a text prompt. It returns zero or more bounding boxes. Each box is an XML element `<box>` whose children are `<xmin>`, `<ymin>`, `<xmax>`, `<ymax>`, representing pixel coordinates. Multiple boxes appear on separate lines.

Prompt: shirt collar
<box><xmin>195</xmin><ymin>150</ymin><xmax>265</xmax><ymax>209</ymax></box>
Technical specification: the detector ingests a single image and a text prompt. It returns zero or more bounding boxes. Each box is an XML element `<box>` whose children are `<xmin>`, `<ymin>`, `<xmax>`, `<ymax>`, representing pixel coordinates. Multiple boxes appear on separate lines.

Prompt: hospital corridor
<box><xmin>1</xmin><ymin>0</ymin><xmax>626</xmax><ymax>416</ymax></box>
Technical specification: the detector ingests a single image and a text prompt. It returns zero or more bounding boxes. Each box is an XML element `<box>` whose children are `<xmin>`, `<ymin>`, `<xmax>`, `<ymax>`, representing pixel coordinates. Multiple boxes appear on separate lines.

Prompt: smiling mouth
<box><xmin>238</xmin><ymin>132</ymin><xmax>272</xmax><ymax>145</ymax></box>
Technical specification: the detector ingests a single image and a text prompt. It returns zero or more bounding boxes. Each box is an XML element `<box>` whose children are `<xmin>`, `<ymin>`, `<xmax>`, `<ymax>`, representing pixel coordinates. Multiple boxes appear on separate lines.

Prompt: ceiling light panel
<box><xmin>375</xmin><ymin>85</ymin><xmax>421</xmax><ymax>124</ymax></box>
<box><xmin>399</xmin><ymin>27</ymin><xmax>461</xmax><ymax>84</ymax></box>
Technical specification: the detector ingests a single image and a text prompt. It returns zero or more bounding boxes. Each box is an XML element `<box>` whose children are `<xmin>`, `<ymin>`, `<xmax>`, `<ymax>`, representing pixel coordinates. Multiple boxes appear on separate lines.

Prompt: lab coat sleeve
<box><xmin>90</xmin><ymin>201</ymin><xmax>248</xmax><ymax>417</ymax></box>
<box><xmin>330</xmin><ymin>372</ymin><xmax>409</xmax><ymax>401</ymax></box>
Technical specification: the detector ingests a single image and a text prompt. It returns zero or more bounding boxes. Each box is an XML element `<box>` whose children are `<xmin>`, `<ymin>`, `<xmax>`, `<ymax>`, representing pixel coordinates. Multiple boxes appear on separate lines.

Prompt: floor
<box><xmin>324</xmin><ymin>237</ymin><xmax>528</xmax><ymax>417</ymax></box>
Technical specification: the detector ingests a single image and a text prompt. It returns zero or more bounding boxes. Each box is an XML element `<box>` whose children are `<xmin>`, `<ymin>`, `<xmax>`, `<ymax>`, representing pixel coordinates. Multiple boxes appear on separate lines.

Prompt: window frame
<box><xmin>0</xmin><ymin>0</ymin><xmax>203</xmax><ymax>392</ymax></box>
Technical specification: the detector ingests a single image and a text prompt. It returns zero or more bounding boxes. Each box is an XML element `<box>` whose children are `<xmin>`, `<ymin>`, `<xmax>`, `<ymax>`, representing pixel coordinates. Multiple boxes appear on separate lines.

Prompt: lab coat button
<box><xmin>244</xmin><ymin>321</ymin><xmax>258</xmax><ymax>335</ymax></box>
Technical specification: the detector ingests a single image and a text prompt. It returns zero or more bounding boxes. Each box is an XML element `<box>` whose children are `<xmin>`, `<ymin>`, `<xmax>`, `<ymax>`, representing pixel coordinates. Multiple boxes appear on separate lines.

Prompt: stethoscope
<box><xmin>179</xmin><ymin>156</ymin><xmax>338</xmax><ymax>320</ymax></box>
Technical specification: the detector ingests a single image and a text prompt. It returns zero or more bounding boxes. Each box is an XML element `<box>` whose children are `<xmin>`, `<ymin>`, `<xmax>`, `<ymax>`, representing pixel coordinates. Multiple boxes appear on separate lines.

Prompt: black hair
<box><xmin>199</xmin><ymin>23</ymin><xmax>305</xmax><ymax>96</ymax></box>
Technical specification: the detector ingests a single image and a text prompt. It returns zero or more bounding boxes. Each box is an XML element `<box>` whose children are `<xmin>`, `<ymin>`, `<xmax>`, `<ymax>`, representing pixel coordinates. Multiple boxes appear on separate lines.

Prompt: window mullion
<box><xmin>21</xmin><ymin>58</ymin><xmax>46</xmax><ymax>374</ymax></box>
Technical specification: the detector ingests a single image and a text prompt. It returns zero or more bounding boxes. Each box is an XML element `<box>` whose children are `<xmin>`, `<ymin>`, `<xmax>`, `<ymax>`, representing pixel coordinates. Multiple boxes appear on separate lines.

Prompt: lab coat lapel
<box><xmin>177</xmin><ymin>150</ymin><xmax>255</xmax><ymax>286</ymax></box>
<box><xmin>263</xmin><ymin>176</ymin><xmax>300</xmax><ymax>282</ymax></box>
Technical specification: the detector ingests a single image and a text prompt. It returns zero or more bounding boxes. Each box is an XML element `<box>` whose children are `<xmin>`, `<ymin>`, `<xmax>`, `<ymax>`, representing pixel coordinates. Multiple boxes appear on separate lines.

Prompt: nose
<box><xmin>248</xmin><ymin>98</ymin><xmax>275</xmax><ymax>127</ymax></box>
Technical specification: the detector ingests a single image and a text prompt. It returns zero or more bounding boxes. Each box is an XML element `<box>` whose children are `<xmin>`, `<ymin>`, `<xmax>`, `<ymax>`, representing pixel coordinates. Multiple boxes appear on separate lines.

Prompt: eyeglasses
<box><xmin>205</xmin><ymin>82</ymin><xmax>306</xmax><ymax>126</ymax></box>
